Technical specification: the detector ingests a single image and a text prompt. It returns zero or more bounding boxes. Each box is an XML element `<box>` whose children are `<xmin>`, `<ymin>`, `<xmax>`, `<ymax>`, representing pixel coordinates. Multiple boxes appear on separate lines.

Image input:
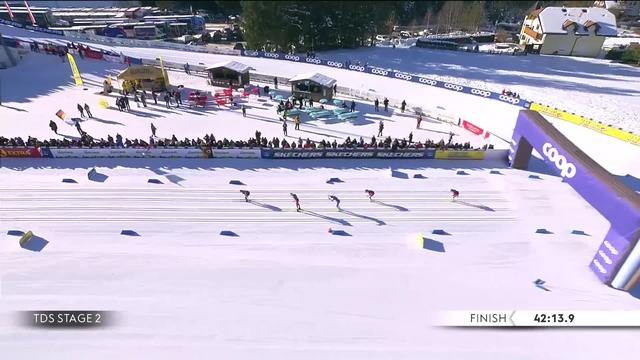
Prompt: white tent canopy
<box><xmin>289</xmin><ymin>72</ymin><xmax>337</xmax><ymax>87</ymax></box>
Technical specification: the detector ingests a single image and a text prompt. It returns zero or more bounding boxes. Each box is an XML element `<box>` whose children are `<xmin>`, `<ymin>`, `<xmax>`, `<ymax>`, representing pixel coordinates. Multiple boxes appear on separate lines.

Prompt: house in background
<box><xmin>519</xmin><ymin>7</ymin><xmax>617</xmax><ymax>57</ymax></box>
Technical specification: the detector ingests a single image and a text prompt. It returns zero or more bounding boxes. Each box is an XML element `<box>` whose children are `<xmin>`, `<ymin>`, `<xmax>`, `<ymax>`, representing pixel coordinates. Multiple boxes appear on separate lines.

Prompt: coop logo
<box><xmin>444</xmin><ymin>83</ymin><xmax>463</xmax><ymax>91</ymax></box>
<box><xmin>326</xmin><ymin>61</ymin><xmax>343</xmax><ymax>68</ymax></box>
<box><xmin>305</xmin><ymin>57</ymin><xmax>322</xmax><ymax>64</ymax></box>
<box><xmin>471</xmin><ymin>88</ymin><xmax>491</xmax><ymax>97</ymax></box>
<box><xmin>592</xmin><ymin>259</ymin><xmax>607</xmax><ymax>274</ymax></box>
<box><xmin>263</xmin><ymin>52</ymin><xmax>280</xmax><ymax>59</ymax></box>
<box><xmin>418</xmin><ymin>77</ymin><xmax>437</xmax><ymax>86</ymax></box>
<box><xmin>499</xmin><ymin>95</ymin><xmax>520</xmax><ymax>105</ymax></box>
<box><xmin>542</xmin><ymin>143</ymin><xmax>576</xmax><ymax>178</ymax></box>
<box><xmin>244</xmin><ymin>50</ymin><xmax>260</xmax><ymax>57</ymax></box>
<box><xmin>370</xmin><ymin>68</ymin><xmax>389</xmax><ymax>76</ymax></box>
<box><xmin>603</xmin><ymin>241</ymin><xmax>619</xmax><ymax>256</ymax></box>
<box><xmin>394</xmin><ymin>72</ymin><xmax>413</xmax><ymax>81</ymax></box>
<box><xmin>325</xmin><ymin>151</ymin><xmax>374</xmax><ymax>158</ymax></box>
<box><xmin>284</xmin><ymin>54</ymin><xmax>300</xmax><ymax>61</ymax></box>
<box><xmin>273</xmin><ymin>151</ymin><xmax>324</xmax><ymax>158</ymax></box>
<box><xmin>348</xmin><ymin>65</ymin><xmax>365</xmax><ymax>72</ymax></box>
<box><xmin>376</xmin><ymin>151</ymin><xmax>424</xmax><ymax>158</ymax></box>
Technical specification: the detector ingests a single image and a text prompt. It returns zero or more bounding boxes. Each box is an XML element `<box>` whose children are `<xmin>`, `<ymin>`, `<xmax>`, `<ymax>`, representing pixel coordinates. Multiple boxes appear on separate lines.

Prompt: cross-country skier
<box><xmin>450</xmin><ymin>189</ymin><xmax>460</xmax><ymax>201</ymax></box>
<box><xmin>84</xmin><ymin>103</ymin><xmax>92</xmax><ymax>118</ymax></box>
<box><xmin>378</xmin><ymin>121</ymin><xmax>384</xmax><ymax>137</ymax></box>
<box><xmin>417</xmin><ymin>113</ymin><xmax>422</xmax><ymax>129</ymax></box>
<box><xmin>283</xmin><ymin>120</ymin><xmax>288</xmax><ymax>136</ymax></box>
<box><xmin>328</xmin><ymin>195</ymin><xmax>341</xmax><ymax>210</ymax></box>
<box><xmin>365</xmin><ymin>189</ymin><xmax>375</xmax><ymax>202</ymax></box>
<box><xmin>77</xmin><ymin>103</ymin><xmax>85</xmax><ymax>117</ymax></box>
<box><xmin>240</xmin><ymin>190</ymin><xmax>250</xmax><ymax>202</ymax></box>
<box><xmin>401</xmin><ymin>100</ymin><xmax>406</xmax><ymax>113</ymax></box>
<box><xmin>151</xmin><ymin>122</ymin><xmax>157</xmax><ymax>137</ymax></box>
<box><xmin>291</xmin><ymin>193</ymin><xmax>301</xmax><ymax>212</ymax></box>
<box><xmin>383</xmin><ymin>97</ymin><xmax>389</xmax><ymax>112</ymax></box>
<box><xmin>241</xmin><ymin>105</ymin><xmax>246</xmax><ymax>117</ymax></box>
<box><xmin>374</xmin><ymin>98</ymin><xmax>379</xmax><ymax>112</ymax></box>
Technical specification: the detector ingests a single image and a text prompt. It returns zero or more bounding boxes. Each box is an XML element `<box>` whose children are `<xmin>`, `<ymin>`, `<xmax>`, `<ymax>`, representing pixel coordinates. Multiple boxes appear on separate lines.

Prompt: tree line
<box><xmin>135</xmin><ymin>1</ymin><xmax>604</xmax><ymax>52</ymax></box>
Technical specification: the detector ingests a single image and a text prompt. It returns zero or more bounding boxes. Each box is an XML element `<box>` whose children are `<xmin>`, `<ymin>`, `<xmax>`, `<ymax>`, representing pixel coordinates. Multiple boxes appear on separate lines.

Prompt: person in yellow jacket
<box><xmin>294</xmin><ymin>115</ymin><xmax>301</xmax><ymax>130</ymax></box>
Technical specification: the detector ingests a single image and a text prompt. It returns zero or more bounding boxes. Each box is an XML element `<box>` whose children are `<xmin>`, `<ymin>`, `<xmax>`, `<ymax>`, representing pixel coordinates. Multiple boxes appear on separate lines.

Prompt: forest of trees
<box><xmin>135</xmin><ymin>1</ymin><xmax>603</xmax><ymax>51</ymax></box>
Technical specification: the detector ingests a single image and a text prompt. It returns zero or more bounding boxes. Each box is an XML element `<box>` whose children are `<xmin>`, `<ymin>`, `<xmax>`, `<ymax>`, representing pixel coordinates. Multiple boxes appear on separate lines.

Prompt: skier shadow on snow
<box><xmin>126</xmin><ymin>109</ymin><xmax>162</xmax><ymax>118</ymax></box>
<box><xmin>0</xmin><ymin>104</ymin><xmax>27</xmax><ymax>112</ymax></box>
<box><xmin>245</xmin><ymin>114</ymin><xmax>285</xmax><ymax>125</ymax></box>
<box><xmin>340</xmin><ymin>209</ymin><xmax>386</xmax><ymax>226</ymax></box>
<box><xmin>90</xmin><ymin>117</ymin><xmax>125</xmax><ymax>126</ymax></box>
<box><xmin>416</xmin><ymin>127</ymin><xmax>454</xmax><ymax>136</ymax></box>
<box><xmin>144</xmin><ymin>105</ymin><xmax>181</xmax><ymax>115</ymax></box>
<box><xmin>454</xmin><ymin>200</ymin><xmax>495</xmax><ymax>212</ymax></box>
<box><xmin>249</xmin><ymin>200</ymin><xmax>282</xmax><ymax>212</ymax></box>
<box><xmin>302</xmin><ymin>210</ymin><xmax>352</xmax><ymax>226</ymax></box>
<box><xmin>372</xmin><ymin>200</ymin><xmax>409</xmax><ymax>212</ymax></box>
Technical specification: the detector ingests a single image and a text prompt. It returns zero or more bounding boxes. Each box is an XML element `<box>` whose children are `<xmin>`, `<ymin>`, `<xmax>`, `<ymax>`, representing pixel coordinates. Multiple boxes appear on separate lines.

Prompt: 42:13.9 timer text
<box><xmin>533</xmin><ymin>313</ymin><xmax>575</xmax><ymax>323</ymax></box>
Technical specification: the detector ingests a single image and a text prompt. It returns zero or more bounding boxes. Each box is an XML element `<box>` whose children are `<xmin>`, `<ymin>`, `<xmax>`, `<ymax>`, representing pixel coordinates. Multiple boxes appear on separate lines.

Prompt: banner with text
<box><xmin>47</xmin><ymin>147</ymin><xmax>209</xmax><ymax>158</ymax></box>
<box><xmin>434</xmin><ymin>150</ymin><xmax>485</xmax><ymax>160</ymax></box>
<box><xmin>0</xmin><ymin>147</ymin><xmax>41</xmax><ymax>157</ymax></box>
<box><xmin>529</xmin><ymin>103</ymin><xmax>640</xmax><ymax>147</ymax></box>
<box><xmin>260</xmin><ymin>148</ymin><xmax>436</xmax><ymax>159</ymax></box>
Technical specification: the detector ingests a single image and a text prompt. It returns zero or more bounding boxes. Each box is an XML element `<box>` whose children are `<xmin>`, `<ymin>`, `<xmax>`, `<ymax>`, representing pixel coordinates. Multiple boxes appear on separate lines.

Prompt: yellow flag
<box><xmin>67</xmin><ymin>53</ymin><xmax>83</xmax><ymax>87</ymax></box>
<box><xmin>159</xmin><ymin>57</ymin><xmax>170</xmax><ymax>88</ymax></box>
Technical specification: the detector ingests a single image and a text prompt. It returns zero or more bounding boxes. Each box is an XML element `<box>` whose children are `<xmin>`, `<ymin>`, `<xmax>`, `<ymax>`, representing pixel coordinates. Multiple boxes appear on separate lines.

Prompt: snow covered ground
<box><xmin>0</xmin><ymin>158</ymin><xmax>638</xmax><ymax>360</ymax></box>
<box><xmin>321</xmin><ymin>46</ymin><xmax>640</xmax><ymax>134</ymax></box>
<box><xmin>2</xmin><ymin>22</ymin><xmax>640</xmax><ymax>135</ymax></box>
<box><xmin>0</xmin><ymin>53</ymin><xmax>490</xmax><ymax>151</ymax></box>
<box><xmin>2</xmin><ymin>45</ymin><xmax>638</xmax><ymax>178</ymax></box>
<box><xmin>1</xmin><ymin>22</ymin><xmax>640</xmax><ymax>360</ymax></box>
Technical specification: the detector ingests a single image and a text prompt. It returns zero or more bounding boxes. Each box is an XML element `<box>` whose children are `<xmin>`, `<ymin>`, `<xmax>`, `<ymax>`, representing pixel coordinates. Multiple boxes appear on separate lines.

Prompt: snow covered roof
<box><xmin>206</xmin><ymin>61</ymin><xmax>253</xmax><ymax>74</ymax></box>
<box><xmin>538</xmin><ymin>7</ymin><xmax>617</xmax><ymax>36</ymax></box>
<box><xmin>288</xmin><ymin>72</ymin><xmax>336</xmax><ymax>87</ymax></box>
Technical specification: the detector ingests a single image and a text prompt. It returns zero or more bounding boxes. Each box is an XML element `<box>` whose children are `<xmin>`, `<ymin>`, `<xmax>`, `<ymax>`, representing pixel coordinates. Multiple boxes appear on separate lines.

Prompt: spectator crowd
<box><xmin>0</xmin><ymin>132</ymin><xmax>492</xmax><ymax>152</ymax></box>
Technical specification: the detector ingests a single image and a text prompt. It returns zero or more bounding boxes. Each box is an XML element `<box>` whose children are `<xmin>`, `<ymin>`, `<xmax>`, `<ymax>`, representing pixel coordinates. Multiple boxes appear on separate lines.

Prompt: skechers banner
<box><xmin>261</xmin><ymin>149</ymin><xmax>436</xmax><ymax>159</ymax></box>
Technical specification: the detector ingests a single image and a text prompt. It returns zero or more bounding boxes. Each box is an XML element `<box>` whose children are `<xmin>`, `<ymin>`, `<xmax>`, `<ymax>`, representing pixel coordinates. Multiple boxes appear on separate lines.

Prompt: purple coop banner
<box><xmin>511</xmin><ymin>110</ymin><xmax>640</xmax><ymax>284</ymax></box>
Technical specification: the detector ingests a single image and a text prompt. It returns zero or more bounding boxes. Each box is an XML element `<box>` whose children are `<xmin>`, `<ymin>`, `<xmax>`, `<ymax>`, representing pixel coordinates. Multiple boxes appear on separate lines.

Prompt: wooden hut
<box><xmin>289</xmin><ymin>72</ymin><xmax>336</xmax><ymax>101</ymax></box>
<box><xmin>205</xmin><ymin>61</ymin><xmax>252</xmax><ymax>88</ymax></box>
